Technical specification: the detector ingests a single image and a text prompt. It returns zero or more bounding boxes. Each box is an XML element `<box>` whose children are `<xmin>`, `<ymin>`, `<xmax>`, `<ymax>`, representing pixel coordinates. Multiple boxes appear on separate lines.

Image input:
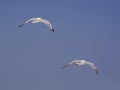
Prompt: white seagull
<box><xmin>61</xmin><ymin>60</ymin><xmax>99</xmax><ymax>75</ymax></box>
<box><xmin>18</xmin><ymin>17</ymin><xmax>54</xmax><ymax>32</ymax></box>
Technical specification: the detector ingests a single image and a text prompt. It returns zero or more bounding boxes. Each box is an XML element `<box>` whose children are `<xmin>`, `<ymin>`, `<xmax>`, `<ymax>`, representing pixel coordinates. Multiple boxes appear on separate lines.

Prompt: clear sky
<box><xmin>0</xmin><ymin>0</ymin><xmax>120</xmax><ymax>90</ymax></box>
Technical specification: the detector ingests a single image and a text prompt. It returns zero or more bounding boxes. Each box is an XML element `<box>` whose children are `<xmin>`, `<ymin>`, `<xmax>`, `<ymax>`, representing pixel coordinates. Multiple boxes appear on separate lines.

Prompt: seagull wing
<box><xmin>18</xmin><ymin>18</ymin><xmax>35</xmax><ymax>28</ymax></box>
<box><xmin>40</xmin><ymin>19</ymin><xmax>54</xmax><ymax>32</ymax></box>
<box><xmin>86</xmin><ymin>62</ymin><xmax>99</xmax><ymax>75</ymax></box>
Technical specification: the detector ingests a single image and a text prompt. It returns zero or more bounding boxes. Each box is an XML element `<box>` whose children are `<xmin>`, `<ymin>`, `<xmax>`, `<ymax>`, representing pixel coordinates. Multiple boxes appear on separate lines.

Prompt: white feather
<box><xmin>18</xmin><ymin>17</ymin><xmax>54</xmax><ymax>32</ymax></box>
<box><xmin>62</xmin><ymin>59</ymin><xmax>99</xmax><ymax>75</ymax></box>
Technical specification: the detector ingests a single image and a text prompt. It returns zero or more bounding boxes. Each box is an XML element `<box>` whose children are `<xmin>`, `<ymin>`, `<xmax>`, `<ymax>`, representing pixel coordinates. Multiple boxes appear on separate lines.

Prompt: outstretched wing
<box><xmin>86</xmin><ymin>62</ymin><xmax>99</xmax><ymax>75</ymax></box>
<box><xmin>18</xmin><ymin>18</ymin><xmax>35</xmax><ymax>28</ymax></box>
<box><xmin>40</xmin><ymin>19</ymin><xmax>54</xmax><ymax>32</ymax></box>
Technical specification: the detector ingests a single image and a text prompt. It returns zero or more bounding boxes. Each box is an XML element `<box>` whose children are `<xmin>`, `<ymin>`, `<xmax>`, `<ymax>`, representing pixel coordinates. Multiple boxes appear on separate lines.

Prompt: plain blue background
<box><xmin>0</xmin><ymin>0</ymin><xmax>120</xmax><ymax>90</ymax></box>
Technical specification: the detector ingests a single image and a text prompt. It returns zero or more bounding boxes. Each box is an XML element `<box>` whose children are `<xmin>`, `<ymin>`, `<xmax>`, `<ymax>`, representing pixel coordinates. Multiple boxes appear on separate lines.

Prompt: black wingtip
<box><xmin>51</xmin><ymin>29</ymin><xmax>55</xmax><ymax>32</ymax></box>
<box><xmin>95</xmin><ymin>70</ymin><xmax>99</xmax><ymax>75</ymax></box>
<box><xmin>61</xmin><ymin>64</ymin><xmax>69</xmax><ymax>69</ymax></box>
<box><xmin>61</xmin><ymin>66</ymin><xmax>66</xmax><ymax>69</ymax></box>
<box><xmin>18</xmin><ymin>24</ymin><xmax>24</xmax><ymax>28</ymax></box>
<box><xmin>97</xmin><ymin>71</ymin><xmax>99</xmax><ymax>75</ymax></box>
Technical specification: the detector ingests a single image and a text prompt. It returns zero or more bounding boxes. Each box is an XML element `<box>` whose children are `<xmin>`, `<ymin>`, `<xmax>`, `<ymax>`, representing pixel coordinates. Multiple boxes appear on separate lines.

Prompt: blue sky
<box><xmin>0</xmin><ymin>0</ymin><xmax>120</xmax><ymax>90</ymax></box>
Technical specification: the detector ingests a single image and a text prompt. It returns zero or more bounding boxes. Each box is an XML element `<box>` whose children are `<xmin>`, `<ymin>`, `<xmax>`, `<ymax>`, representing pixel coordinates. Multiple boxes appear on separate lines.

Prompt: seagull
<box><xmin>18</xmin><ymin>17</ymin><xmax>55</xmax><ymax>32</ymax></box>
<box><xmin>61</xmin><ymin>60</ymin><xmax>99</xmax><ymax>75</ymax></box>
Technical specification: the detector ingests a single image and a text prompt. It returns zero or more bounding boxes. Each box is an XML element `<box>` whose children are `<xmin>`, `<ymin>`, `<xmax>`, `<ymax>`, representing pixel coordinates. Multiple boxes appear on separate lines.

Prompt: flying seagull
<box><xmin>18</xmin><ymin>17</ymin><xmax>54</xmax><ymax>32</ymax></box>
<box><xmin>61</xmin><ymin>60</ymin><xmax>99</xmax><ymax>75</ymax></box>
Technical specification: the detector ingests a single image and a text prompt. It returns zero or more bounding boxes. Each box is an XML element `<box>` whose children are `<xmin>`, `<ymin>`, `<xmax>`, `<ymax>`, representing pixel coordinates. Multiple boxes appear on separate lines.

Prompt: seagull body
<box><xmin>18</xmin><ymin>17</ymin><xmax>54</xmax><ymax>32</ymax></box>
<box><xmin>62</xmin><ymin>60</ymin><xmax>99</xmax><ymax>75</ymax></box>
